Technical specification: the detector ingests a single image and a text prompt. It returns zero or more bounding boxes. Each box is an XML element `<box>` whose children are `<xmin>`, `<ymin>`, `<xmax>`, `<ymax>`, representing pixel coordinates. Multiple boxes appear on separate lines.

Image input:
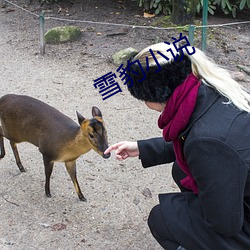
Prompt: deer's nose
<box><xmin>103</xmin><ymin>152</ymin><xmax>111</xmax><ymax>159</ymax></box>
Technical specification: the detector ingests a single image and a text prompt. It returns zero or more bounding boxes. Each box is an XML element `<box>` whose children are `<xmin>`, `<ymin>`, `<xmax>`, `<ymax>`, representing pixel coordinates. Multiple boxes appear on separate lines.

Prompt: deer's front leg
<box><xmin>65</xmin><ymin>160</ymin><xmax>86</xmax><ymax>202</ymax></box>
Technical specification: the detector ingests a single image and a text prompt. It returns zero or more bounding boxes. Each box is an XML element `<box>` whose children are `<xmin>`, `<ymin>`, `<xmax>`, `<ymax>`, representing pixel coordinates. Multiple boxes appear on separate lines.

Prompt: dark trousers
<box><xmin>148</xmin><ymin>162</ymin><xmax>188</xmax><ymax>250</ymax></box>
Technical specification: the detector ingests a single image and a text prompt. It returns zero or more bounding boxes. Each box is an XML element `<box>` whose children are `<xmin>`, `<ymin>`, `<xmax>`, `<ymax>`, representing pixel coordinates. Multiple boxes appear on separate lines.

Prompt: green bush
<box><xmin>135</xmin><ymin>0</ymin><xmax>250</xmax><ymax>17</ymax></box>
<box><xmin>135</xmin><ymin>0</ymin><xmax>172</xmax><ymax>15</ymax></box>
<box><xmin>212</xmin><ymin>0</ymin><xmax>250</xmax><ymax>17</ymax></box>
<box><xmin>196</xmin><ymin>0</ymin><xmax>216</xmax><ymax>15</ymax></box>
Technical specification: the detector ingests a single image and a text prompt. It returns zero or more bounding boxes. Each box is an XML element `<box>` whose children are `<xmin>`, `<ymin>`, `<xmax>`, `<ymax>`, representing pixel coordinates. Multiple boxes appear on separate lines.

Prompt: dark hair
<box><xmin>126</xmin><ymin>54</ymin><xmax>192</xmax><ymax>103</ymax></box>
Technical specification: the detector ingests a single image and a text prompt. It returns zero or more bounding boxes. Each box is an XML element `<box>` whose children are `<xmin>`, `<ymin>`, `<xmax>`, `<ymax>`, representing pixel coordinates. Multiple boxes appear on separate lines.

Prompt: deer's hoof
<box><xmin>79</xmin><ymin>196</ymin><xmax>87</xmax><ymax>202</ymax></box>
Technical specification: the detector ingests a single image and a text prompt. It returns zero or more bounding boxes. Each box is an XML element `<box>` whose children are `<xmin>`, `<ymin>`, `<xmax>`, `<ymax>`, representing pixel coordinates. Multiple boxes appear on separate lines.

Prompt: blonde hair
<box><xmin>134</xmin><ymin>42</ymin><xmax>250</xmax><ymax>113</ymax></box>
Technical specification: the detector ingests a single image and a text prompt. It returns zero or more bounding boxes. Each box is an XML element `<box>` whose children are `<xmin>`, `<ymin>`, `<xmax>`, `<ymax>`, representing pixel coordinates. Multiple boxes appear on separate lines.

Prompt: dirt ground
<box><xmin>0</xmin><ymin>0</ymin><xmax>249</xmax><ymax>249</ymax></box>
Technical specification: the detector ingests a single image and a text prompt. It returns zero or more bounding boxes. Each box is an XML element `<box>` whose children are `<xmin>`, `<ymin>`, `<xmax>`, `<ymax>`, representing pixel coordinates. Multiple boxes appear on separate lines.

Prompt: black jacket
<box><xmin>138</xmin><ymin>84</ymin><xmax>250</xmax><ymax>249</ymax></box>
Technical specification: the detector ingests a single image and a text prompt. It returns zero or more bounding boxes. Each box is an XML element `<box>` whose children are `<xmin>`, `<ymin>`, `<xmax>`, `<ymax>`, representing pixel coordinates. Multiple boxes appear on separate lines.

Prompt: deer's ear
<box><xmin>76</xmin><ymin>111</ymin><xmax>85</xmax><ymax>125</ymax></box>
<box><xmin>92</xmin><ymin>106</ymin><xmax>102</xmax><ymax>118</ymax></box>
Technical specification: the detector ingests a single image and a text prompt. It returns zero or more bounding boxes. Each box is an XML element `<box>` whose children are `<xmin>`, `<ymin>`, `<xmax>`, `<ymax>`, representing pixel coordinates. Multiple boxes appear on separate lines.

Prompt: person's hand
<box><xmin>104</xmin><ymin>141</ymin><xmax>139</xmax><ymax>160</ymax></box>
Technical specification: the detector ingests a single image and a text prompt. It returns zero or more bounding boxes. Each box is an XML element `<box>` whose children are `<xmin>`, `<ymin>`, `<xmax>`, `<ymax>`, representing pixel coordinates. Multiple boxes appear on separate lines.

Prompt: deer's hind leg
<box><xmin>65</xmin><ymin>160</ymin><xmax>86</xmax><ymax>202</ymax></box>
<box><xmin>43</xmin><ymin>155</ymin><xmax>54</xmax><ymax>198</ymax></box>
<box><xmin>0</xmin><ymin>126</ymin><xmax>5</xmax><ymax>159</ymax></box>
<box><xmin>10</xmin><ymin>141</ymin><xmax>26</xmax><ymax>172</ymax></box>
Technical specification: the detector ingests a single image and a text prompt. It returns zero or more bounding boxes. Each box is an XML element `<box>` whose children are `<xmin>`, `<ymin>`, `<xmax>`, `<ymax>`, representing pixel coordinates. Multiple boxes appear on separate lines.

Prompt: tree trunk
<box><xmin>171</xmin><ymin>0</ymin><xmax>198</xmax><ymax>25</ymax></box>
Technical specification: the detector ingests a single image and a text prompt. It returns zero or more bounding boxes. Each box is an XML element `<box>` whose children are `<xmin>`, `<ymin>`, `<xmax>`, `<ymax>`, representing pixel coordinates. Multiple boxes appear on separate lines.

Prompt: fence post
<box><xmin>188</xmin><ymin>25</ymin><xmax>195</xmax><ymax>46</ymax></box>
<box><xmin>39</xmin><ymin>11</ymin><xmax>45</xmax><ymax>55</ymax></box>
<box><xmin>202</xmin><ymin>0</ymin><xmax>208</xmax><ymax>51</ymax></box>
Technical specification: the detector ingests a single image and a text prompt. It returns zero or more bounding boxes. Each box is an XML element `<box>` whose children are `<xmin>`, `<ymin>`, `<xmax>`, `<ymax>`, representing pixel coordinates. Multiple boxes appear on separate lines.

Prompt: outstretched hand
<box><xmin>104</xmin><ymin>141</ymin><xmax>139</xmax><ymax>160</ymax></box>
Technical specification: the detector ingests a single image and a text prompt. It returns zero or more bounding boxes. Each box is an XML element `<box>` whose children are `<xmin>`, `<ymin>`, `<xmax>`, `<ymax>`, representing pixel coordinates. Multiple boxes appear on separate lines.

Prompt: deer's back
<box><xmin>0</xmin><ymin>94</ymin><xmax>79</xmax><ymax>148</ymax></box>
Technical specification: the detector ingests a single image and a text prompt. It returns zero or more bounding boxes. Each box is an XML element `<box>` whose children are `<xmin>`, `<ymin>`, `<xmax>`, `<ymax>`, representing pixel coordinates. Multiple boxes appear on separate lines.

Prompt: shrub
<box><xmin>135</xmin><ymin>0</ymin><xmax>172</xmax><ymax>15</ymax></box>
<box><xmin>135</xmin><ymin>0</ymin><xmax>250</xmax><ymax>18</ymax></box>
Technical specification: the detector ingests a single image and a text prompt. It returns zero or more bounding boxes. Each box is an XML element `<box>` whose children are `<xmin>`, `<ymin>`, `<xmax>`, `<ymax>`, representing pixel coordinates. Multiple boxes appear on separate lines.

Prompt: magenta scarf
<box><xmin>158</xmin><ymin>73</ymin><xmax>201</xmax><ymax>194</ymax></box>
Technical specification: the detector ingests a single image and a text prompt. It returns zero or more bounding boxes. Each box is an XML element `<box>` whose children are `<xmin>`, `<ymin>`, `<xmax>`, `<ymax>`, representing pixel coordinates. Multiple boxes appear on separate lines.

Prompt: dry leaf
<box><xmin>142</xmin><ymin>187</ymin><xmax>152</xmax><ymax>198</ymax></box>
<box><xmin>143</xmin><ymin>12</ymin><xmax>155</xmax><ymax>18</ymax></box>
<box><xmin>51</xmin><ymin>223</ymin><xmax>67</xmax><ymax>231</ymax></box>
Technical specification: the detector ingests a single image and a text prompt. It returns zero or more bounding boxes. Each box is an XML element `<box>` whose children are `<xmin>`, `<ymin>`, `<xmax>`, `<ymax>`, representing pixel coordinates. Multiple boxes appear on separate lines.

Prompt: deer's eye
<box><xmin>89</xmin><ymin>133</ymin><xmax>94</xmax><ymax>139</ymax></box>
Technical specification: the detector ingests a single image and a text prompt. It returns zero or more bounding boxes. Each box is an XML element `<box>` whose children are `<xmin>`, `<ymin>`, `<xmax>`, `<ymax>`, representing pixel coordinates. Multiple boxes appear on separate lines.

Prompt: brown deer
<box><xmin>0</xmin><ymin>94</ymin><xmax>110</xmax><ymax>201</ymax></box>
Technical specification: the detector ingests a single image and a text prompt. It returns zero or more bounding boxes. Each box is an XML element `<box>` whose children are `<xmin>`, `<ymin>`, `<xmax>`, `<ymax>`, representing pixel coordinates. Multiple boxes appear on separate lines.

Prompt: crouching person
<box><xmin>105</xmin><ymin>43</ymin><xmax>250</xmax><ymax>249</ymax></box>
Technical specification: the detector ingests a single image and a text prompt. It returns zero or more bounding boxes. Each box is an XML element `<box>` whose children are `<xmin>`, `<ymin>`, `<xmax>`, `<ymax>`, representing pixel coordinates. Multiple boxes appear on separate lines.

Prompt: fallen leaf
<box><xmin>51</xmin><ymin>223</ymin><xmax>67</xmax><ymax>231</ymax></box>
<box><xmin>143</xmin><ymin>12</ymin><xmax>155</xmax><ymax>18</ymax></box>
<box><xmin>142</xmin><ymin>187</ymin><xmax>152</xmax><ymax>198</ymax></box>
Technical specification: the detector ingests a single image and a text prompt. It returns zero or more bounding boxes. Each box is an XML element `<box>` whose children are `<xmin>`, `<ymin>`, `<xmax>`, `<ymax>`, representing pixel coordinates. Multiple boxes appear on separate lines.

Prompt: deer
<box><xmin>0</xmin><ymin>94</ymin><xmax>110</xmax><ymax>202</ymax></box>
